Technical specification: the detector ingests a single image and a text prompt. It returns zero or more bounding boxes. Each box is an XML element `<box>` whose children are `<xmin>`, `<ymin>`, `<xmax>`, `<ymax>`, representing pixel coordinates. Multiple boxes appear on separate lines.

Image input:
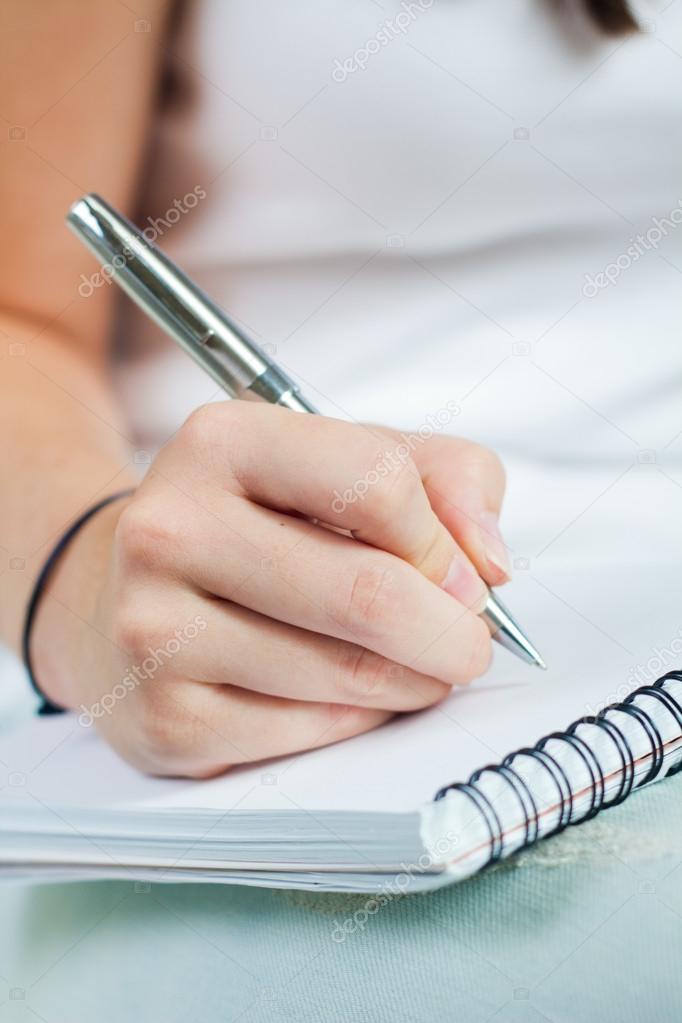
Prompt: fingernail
<box><xmin>479</xmin><ymin>510</ymin><xmax>512</xmax><ymax>581</ymax></box>
<box><xmin>441</xmin><ymin>555</ymin><xmax>485</xmax><ymax>610</ymax></box>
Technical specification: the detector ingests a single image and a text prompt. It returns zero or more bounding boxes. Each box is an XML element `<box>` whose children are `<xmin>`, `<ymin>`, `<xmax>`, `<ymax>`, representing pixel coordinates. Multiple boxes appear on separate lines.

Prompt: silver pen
<box><xmin>67</xmin><ymin>193</ymin><xmax>546</xmax><ymax>670</ymax></box>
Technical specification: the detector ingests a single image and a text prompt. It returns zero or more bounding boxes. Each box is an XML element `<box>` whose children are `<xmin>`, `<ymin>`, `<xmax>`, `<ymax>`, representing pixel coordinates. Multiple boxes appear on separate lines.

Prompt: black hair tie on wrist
<box><xmin>22</xmin><ymin>489</ymin><xmax>135</xmax><ymax>715</ymax></box>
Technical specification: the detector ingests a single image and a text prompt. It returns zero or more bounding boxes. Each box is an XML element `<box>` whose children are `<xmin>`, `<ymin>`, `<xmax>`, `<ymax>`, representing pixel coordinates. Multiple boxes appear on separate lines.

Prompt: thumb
<box><xmin>410</xmin><ymin>436</ymin><xmax>510</xmax><ymax>587</ymax></box>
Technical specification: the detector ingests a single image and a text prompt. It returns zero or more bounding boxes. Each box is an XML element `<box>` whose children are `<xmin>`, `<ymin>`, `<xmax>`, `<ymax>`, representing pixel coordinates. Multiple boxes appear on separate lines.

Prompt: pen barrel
<box><xmin>67</xmin><ymin>195</ymin><xmax>313</xmax><ymax>410</ymax></box>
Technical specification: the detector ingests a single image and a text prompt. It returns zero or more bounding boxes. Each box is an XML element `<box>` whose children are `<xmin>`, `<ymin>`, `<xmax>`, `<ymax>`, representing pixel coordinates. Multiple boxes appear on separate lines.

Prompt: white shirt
<box><xmin>116</xmin><ymin>0</ymin><xmax>682</xmax><ymax>562</ymax></box>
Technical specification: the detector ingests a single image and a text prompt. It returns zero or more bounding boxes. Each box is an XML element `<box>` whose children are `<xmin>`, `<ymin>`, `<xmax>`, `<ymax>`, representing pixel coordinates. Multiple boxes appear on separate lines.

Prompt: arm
<box><xmin>0</xmin><ymin>0</ymin><xmax>171</xmax><ymax>648</ymax></box>
<box><xmin>0</xmin><ymin>1</ymin><xmax>509</xmax><ymax>777</ymax></box>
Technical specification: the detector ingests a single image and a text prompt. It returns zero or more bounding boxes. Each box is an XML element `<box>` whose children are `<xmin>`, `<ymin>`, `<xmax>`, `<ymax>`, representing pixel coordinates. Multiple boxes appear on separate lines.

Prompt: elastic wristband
<box><xmin>22</xmin><ymin>490</ymin><xmax>135</xmax><ymax>715</ymax></box>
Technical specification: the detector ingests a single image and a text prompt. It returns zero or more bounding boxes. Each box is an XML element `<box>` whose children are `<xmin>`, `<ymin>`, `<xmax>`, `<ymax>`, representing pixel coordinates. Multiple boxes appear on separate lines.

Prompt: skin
<box><xmin>0</xmin><ymin>0</ymin><xmax>510</xmax><ymax>778</ymax></box>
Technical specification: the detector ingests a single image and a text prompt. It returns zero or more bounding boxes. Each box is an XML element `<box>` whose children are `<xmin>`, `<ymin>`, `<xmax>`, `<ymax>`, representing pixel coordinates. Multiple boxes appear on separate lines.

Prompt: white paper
<box><xmin>2</xmin><ymin>555</ymin><xmax>680</xmax><ymax>821</ymax></box>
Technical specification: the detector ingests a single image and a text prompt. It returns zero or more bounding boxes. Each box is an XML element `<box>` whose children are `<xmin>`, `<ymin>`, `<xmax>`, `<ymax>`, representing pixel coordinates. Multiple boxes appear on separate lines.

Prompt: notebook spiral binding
<box><xmin>434</xmin><ymin>671</ymin><xmax>682</xmax><ymax>869</ymax></box>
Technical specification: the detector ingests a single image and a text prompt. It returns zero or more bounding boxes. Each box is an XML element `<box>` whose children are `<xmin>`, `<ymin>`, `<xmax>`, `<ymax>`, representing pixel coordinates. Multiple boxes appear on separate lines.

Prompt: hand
<box><xmin>33</xmin><ymin>401</ymin><xmax>508</xmax><ymax>777</ymax></box>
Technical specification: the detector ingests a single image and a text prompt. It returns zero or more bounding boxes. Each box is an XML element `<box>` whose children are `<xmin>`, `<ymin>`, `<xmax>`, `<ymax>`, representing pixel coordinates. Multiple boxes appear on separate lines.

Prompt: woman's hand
<box><xmin>33</xmin><ymin>401</ymin><xmax>508</xmax><ymax>777</ymax></box>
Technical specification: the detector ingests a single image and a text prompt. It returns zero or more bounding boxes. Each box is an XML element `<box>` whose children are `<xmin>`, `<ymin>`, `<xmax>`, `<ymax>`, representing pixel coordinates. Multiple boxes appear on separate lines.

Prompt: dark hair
<box><xmin>584</xmin><ymin>0</ymin><xmax>638</xmax><ymax>33</ymax></box>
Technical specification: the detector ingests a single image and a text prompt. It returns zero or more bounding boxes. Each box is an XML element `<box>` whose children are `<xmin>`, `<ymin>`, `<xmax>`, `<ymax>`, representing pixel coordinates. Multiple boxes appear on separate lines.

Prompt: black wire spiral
<box><xmin>434</xmin><ymin>671</ymin><xmax>682</xmax><ymax>868</ymax></box>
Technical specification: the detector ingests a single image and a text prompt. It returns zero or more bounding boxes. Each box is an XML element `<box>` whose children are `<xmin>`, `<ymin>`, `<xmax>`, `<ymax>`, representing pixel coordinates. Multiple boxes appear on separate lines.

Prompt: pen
<box><xmin>67</xmin><ymin>193</ymin><xmax>546</xmax><ymax>670</ymax></box>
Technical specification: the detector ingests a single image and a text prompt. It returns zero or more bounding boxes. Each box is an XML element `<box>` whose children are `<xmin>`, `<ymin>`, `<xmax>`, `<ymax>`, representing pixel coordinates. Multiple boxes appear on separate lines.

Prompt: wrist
<box><xmin>29</xmin><ymin>493</ymin><xmax>133</xmax><ymax>710</ymax></box>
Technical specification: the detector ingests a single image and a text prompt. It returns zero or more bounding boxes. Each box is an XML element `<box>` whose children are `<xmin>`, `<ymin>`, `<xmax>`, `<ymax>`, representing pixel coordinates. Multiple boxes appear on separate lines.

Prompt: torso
<box><xmin>115</xmin><ymin>0</ymin><xmax>682</xmax><ymax>556</ymax></box>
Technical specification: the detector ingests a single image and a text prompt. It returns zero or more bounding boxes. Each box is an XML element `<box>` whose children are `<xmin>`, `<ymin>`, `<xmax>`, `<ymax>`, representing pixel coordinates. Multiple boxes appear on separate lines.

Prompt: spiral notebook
<box><xmin>1</xmin><ymin>558</ymin><xmax>681</xmax><ymax>892</ymax></box>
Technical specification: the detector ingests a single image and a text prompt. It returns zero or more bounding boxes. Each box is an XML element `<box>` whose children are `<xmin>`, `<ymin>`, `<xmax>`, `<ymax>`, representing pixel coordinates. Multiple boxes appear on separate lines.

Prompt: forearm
<box><xmin>0</xmin><ymin>312</ymin><xmax>136</xmax><ymax>653</ymax></box>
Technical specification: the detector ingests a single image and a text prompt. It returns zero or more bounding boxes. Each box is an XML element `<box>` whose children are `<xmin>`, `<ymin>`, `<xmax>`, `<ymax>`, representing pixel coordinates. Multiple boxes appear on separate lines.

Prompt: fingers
<box><xmin>158</xmin><ymin>594</ymin><xmax>452</xmax><ymax>711</ymax></box>
<box><xmin>166</xmin><ymin>402</ymin><xmax>486</xmax><ymax>606</ymax></box>
<box><xmin>116</xmin><ymin>493</ymin><xmax>491</xmax><ymax>685</ymax></box>
<box><xmin>398</xmin><ymin>432</ymin><xmax>510</xmax><ymax>587</ymax></box>
<box><xmin>121</xmin><ymin>680</ymin><xmax>395</xmax><ymax>777</ymax></box>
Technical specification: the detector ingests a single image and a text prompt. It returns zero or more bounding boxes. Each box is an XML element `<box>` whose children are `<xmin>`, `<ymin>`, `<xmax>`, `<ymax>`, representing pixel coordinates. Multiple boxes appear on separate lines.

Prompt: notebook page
<box><xmin>1</xmin><ymin>555</ymin><xmax>679</xmax><ymax>819</ymax></box>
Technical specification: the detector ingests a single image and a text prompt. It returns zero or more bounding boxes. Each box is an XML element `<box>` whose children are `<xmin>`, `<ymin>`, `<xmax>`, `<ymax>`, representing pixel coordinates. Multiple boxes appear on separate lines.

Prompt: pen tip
<box><xmin>535</xmin><ymin>656</ymin><xmax>547</xmax><ymax>670</ymax></box>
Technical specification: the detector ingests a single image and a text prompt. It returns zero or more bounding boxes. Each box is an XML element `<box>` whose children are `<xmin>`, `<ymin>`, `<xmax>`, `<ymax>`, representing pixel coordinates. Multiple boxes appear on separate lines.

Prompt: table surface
<box><xmin>1</xmin><ymin>670</ymin><xmax>682</xmax><ymax>1022</ymax></box>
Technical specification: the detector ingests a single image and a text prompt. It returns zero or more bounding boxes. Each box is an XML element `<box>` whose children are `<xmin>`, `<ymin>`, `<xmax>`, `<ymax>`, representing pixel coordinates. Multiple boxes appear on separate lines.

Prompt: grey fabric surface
<box><xmin>0</xmin><ymin>777</ymin><xmax>680</xmax><ymax>1022</ymax></box>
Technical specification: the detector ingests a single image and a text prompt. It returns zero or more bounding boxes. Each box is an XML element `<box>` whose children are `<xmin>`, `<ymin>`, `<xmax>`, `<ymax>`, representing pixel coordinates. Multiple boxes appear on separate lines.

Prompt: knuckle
<box><xmin>133</xmin><ymin>691</ymin><xmax>233</xmax><ymax>778</ymax></box>
<box><xmin>110</xmin><ymin>599</ymin><xmax>143</xmax><ymax>654</ymax></box>
<box><xmin>362</xmin><ymin>455</ymin><xmax>420</xmax><ymax>522</ymax></box>
<box><xmin>114</xmin><ymin>502</ymin><xmax>147</xmax><ymax>563</ymax></box>
<box><xmin>179</xmin><ymin>400</ymin><xmax>251</xmax><ymax>482</ymax></box>
<box><xmin>334</xmin><ymin>561</ymin><xmax>399</xmax><ymax>637</ymax></box>
<box><xmin>115</xmin><ymin>499</ymin><xmax>181</xmax><ymax>570</ymax></box>
<box><xmin>335</xmin><ymin>643</ymin><xmax>387</xmax><ymax>703</ymax></box>
<box><xmin>111</xmin><ymin>596</ymin><xmax>165</xmax><ymax>658</ymax></box>
<box><xmin>137</xmin><ymin>704</ymin><xmax>193</xmax><ymax>767</ymax></box>
<box><xmin>180</xmin><ymin>400</ymin><xmax>240</xmax><ymax>455</ymax></box>
<box><xmin>182</xmin><ymin>401</ymin><xmax>223</xmax><ymax>443</ymax></box>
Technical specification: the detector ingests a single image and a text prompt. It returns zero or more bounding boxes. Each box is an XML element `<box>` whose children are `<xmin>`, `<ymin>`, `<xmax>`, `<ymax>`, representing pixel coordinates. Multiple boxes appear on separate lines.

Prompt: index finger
<box><xmin>174</xmin><ymin>402</ymin><xmax>486</xmax><ymax>610</ymax></box>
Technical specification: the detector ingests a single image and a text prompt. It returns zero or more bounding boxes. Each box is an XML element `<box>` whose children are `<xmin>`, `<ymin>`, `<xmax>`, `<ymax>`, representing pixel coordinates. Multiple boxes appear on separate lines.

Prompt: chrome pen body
<box><xmin>68</xmin><ymin>194</ymin><xmax>316</xmax><ymax>414</ymax></box>
<box><xmin>67</xmin><ymin>194</ymin><xmax>545</xmax><ymax>670</ymax></box>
